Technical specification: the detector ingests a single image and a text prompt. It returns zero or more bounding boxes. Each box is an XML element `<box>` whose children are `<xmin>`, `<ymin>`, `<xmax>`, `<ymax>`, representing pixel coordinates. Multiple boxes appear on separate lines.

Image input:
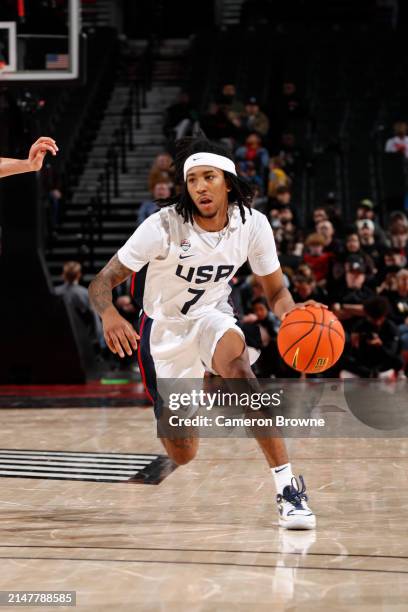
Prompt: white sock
<box><xmin>272</xmin><ymin>463</ymin><xmax>294</xmax><ymax>495</ymax></box>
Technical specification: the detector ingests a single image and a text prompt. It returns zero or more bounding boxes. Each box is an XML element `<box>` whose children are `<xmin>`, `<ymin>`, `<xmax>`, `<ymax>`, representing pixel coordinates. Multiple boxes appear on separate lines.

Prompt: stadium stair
<box><xmin>220</xmin><ymin>0</ymin><xmax>246</xmax><ymax>27</ymax></box>
<box><xmin>46</xmin><ymin>38</ymin><xmax>189</xmax><ymax>284</ymax></box>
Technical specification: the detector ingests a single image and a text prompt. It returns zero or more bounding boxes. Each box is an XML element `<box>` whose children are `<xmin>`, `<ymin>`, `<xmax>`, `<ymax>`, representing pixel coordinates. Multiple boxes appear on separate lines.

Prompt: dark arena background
<box><xmin>0</xmin><ymin>1</ymin><xmax>408</xmax><ymax>610</ymax></box>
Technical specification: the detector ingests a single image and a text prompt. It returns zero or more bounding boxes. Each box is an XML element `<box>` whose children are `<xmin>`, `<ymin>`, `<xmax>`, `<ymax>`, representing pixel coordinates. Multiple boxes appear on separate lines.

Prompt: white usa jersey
<box><xmin>117</xmin><ymin>204</ymin><xmax>280</xmax><ymax>321</ymax></box>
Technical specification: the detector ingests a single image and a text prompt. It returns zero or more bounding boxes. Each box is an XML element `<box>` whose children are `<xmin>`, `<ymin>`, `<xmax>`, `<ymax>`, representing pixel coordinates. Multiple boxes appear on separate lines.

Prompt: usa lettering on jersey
<box><xmin>175</xmin><ymin>264</ymin><xmax>235</xmax><ymax>284</ymax></box>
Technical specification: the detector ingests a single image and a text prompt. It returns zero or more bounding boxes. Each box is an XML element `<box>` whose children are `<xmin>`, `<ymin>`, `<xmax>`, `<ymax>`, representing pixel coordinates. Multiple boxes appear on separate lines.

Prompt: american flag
<box><xmin>46</xmin><ymin>53</ymin><xmax>70</xmax><ymax>70</ymax></box>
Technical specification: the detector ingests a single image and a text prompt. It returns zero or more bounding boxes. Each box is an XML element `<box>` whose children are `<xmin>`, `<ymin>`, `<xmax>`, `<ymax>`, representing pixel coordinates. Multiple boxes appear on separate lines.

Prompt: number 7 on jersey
<box><xmin>181</xmin><ymin>288</ymin><xmax>205</xmax><ymax>315</ymax></box>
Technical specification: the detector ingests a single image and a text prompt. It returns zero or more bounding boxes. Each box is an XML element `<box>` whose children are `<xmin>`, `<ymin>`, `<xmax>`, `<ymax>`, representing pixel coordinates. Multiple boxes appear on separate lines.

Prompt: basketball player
<box><xmin>0</xmin><ymin>137</ymin><xmax>58</xmax><ymax>178</ymax></box>
<box><xmin>89</xmin><ymin>137</ymin><xmax>324</xmax><ymax>530</ymax></box>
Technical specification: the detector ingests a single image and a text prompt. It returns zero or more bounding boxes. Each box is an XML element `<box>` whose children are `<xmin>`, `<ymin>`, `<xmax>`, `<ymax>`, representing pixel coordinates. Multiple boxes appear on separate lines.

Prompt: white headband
<box><xmin>183</xmin><ymin>152</ymin><xmax>237</xmax><ymax>180</ymax></box>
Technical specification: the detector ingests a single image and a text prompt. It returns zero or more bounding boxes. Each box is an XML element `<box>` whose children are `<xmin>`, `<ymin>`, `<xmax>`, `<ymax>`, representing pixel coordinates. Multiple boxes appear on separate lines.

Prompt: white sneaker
<box><xmin>340</xmin><ymin>369</ymin><xmax>359</xmax><ymax>379</ymax></box>
<box><xmin>378</xmin><ymin>368</ymin><xmax>396</xmax><ymax>381</ymax></box>
<box><xmin>277</xmin><ymin>476</ymin><xmax>316</xmax><ymax>530</ymax></box>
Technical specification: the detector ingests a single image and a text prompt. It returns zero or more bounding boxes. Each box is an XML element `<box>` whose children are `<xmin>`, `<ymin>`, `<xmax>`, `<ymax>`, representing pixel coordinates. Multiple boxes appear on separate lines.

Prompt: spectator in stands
<box><xmin>245</xmin><ymin>296</ymin><xmax>281</xmax><ymax>377</ymax></box>
<box><xmin>356</xmin><ymin>218</ymin><xmax>385</xmax><ymax>268</ymax></box>
<box><xmin>348</xmin><ymin>296</ymin><xmax>403</xmax><ymax>379</ymax></box>
<box><xmin>308</xmin><ymin>204</ymin><xmax>342</xmax><ymax>238</ymax></box>
<box><xmin>277</xmin><ymin>81</ymin><xmax>306</xmax><ymax>133</ymax></box>
<box><xmin>297</xmin><ymin>262</ymin><xmax>314</xmax><ymax>279</ymax></box>
<box><xmin>268</xmin><ymin>203</ymin><xmax>281</xmax><ymax>230</ymax></box>
<box><xmin>270</xmin><ymin>185</ymin><xmax>292</xmax><ymax>209</ymax></box>
<box><xmin>239</xmin><ymin>274</ymin><xmax>265</xmax><ymax>314</ymax></box>
<box><xmin>269</xmin><ymin>198</ymin><xmax>303</xmax><ymax>270</ymax></box>
<box><xmin>331</xmin><ymin>255</ymin><xmax>375</xmax><ymax>332</ymax></box>
<box><xmin>218</xmin><ymin>83</ymin><xmax>245</xmax><ymax>116</ymax></box>
<box><xmin>303</xmin><ymin>233</ymin><xmax>333</xmax><ymax>284</ymax></box>
<box><xmin>200</xmin><ymin>102</ymin><xmax>240</xmax><ymax>147</ymax></box>
<box><xmin>240</xmin><ymin>96</ymin><xmax>270</xmax><ymax>138</ymax></box>
<box><xmin>380</xmin><ymin>269</ymin><xmax>408</xmax><ymax>372</ymax></box>
<box><xmin>356</xmin><ymin>198</ymin><xmax>376</xmax><ymax>220</ymax></box>
<box><xmin>344</xmin><ymin>232</ymin><xmax>361</xmax><ymax>256</ymax></box>
<box><xmin>148</xmin><ymin>153</ymin><xmax>175</xmax><ymax>192</ymax></box>
<box><xmin>276</xmin><ymin>203</ymin><xmax>301</xmax><ymax>250</ymax></box>
<box><xmin>278</xmin><ymin>131</ymin><xmax>303</xmax><ymax>178</ymax></box>
<box><xmin>138</xmin><ymin>181</ymin><xmax>171</xmax><ymax>226</ymax></box>
<box><xmin>251</xmin><ymin>184</ymin><xmax>268</xmax><ymax>213</ymax></box>
<box><xmin>163</xmin><ymin>92</ymin><xmax>198</xmax><ymax>142</ymax></box>
<box><xmin>310</xmin><ymin>196</ymin><xmax>345</xmax><ymax>237</ymax></box>
<box><xmin>55</xmin><ymin>261</ymin><xmax>104</xmax><ymax>350</ymax></box>
<box><xmin>312</xmin><ymin>207</ymin><xmax>329</xmax><ymax>227</ymax></box>
<box><xmin>266</xmin><ymin>192</ymin><xmax>285</xmax><ymax>229</ymax></box>
<box><xmin>385</xmin><ymin>121</ymin><xmax>408</xmax><ymax>159</ymax></box>
<box><xmin>389</xmin><ymin>225</ymin><xmax>408</xmax><ymax>260</ymax></box>
<box><xmin>316</xmin><ymin>219</ymin><xmax>342</xmax><ymax>254</ymax></box>
<box><xmin>237</xmin><ymin>159</ymin><xmax>264</xmax><ymax>190</ymax></box>
<box><xmin>388</xmin><ymin>210</ymin><xmax>408</xmax><ymax>234</ymax></box>
<box><xmin>355</xmin><ymin>198</ymin><xmax>388</xmax><ymax>246</ymax></box>
<box><xmin>267</xmin><ymin>156</ymin><xmax>291</xmax><ymax>198</ymax></box>
<box><xmin>290</xmin><ymin>273</ymin><xmax>328</xmax><ymax>305</ymax></box>
<box><xmin>328</xmin><ymin>232</ymin><xmax>375</xmax><ymax>298</ymax></box>
<box><xmin>377</xmin><ymin>246</ymin><xmax>406</xmax><ymax>286</ymax></box>
<box><xmin>339</xmin><ymin>232</ymin><xmax>376</xmax><ymax>279</ymax></box>
<box><xmin>235</xmin><ymin>133</ymin><xmax>269</xmax><ymax>191</ymax></box>
<box><xmin>378</xmin><ymin>270</ymin><xmax>399</xmax><ymax>296</ymax></box>
<box><xmin>381</xmin><ymin>268</ymin><xmax>408</xmax><ymax>321</ymax></box>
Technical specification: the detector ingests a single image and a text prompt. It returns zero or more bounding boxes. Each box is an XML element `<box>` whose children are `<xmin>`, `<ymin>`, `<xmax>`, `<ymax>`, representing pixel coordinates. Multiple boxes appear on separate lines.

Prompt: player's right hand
<box><xmin>27</xmin><ymin>137</ymin><xmax>59</xmax><ymax>171</ymax></box>
<box><xmin>102</xmin><ymin>307</ymin><xmax>139</xmax><ymax>358</ymax></box>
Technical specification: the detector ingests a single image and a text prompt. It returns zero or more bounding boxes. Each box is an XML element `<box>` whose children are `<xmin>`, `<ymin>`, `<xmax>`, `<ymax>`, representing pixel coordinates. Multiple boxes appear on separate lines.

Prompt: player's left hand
<box><xmin>27</xmin><ymin>137</ymin><xmax>59</xmax><ymax>171</ymax></box>
<box><xmin>281</xmin><ymin>300</ymin><xmax>328</xmax><ymax>321</ymax></box>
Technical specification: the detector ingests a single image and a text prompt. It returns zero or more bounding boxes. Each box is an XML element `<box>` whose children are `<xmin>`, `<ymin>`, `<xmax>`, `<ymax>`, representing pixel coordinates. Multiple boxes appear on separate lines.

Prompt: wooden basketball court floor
<box><xmin>0</xmin><ymin>384</ymin><xmax>407</xmax><ymax>611</ymax></box>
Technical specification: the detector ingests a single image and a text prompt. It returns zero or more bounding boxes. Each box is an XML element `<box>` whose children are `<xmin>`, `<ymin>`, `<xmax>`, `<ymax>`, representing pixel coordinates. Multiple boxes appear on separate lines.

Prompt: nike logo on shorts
<box><xmin>179</xmin><ymin>254</ymin><xmax>195</xmax><ymax>259</ymax></box>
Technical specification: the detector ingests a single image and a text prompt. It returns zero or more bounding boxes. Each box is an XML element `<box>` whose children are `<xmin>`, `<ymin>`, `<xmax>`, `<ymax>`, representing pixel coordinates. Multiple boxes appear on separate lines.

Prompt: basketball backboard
<box><xmin>0</xmin><ymin>0</ymin><xmax>79</xmax><ymax>81</ymax></box>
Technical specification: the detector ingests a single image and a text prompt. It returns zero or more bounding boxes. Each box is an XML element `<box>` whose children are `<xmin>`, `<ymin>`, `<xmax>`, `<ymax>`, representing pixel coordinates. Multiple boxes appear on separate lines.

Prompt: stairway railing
<box><xmin>83</xmin><ymin>40</ymin><xmax>155</xmax><ymax>260</ymax></box>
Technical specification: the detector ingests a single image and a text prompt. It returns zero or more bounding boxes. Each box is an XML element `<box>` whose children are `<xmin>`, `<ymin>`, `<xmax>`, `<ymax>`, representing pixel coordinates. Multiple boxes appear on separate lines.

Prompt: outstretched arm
<box><xmin>89</xmin><ymin>254</ymin><xmax>139</xmax><ymax>357</ymax></box>
<box><xmin>0</xmin><ymin>137</ymin><xmax>58</xmax><ymax>178</ymax></box>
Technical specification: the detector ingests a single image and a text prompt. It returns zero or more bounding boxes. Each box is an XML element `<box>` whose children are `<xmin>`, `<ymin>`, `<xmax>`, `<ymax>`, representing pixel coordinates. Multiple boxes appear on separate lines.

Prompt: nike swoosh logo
<box><xmin>274</xmin><ymin>466</ymin><xmax>288</xmax><ymax>473</ymax></box>
<box><xmin>179</xmin><ymin>254</ymin><xmax>195</xmax><ymax>259</ymax></box>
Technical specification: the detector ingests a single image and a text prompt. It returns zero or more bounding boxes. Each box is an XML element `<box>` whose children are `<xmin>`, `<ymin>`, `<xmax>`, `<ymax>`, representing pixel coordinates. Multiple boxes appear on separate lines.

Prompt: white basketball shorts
<box><xmin>137</xmin><ymin>311</ymin><xmax>259</xmax><ymax>417</ymax></box>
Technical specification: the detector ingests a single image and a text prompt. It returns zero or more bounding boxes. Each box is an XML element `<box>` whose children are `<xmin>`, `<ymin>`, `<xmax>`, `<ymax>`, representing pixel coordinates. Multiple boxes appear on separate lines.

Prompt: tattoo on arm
<box><xmin>88</xmin><ymin>254</ymin><xmax>133</xmax><ymax>317</ymax></box>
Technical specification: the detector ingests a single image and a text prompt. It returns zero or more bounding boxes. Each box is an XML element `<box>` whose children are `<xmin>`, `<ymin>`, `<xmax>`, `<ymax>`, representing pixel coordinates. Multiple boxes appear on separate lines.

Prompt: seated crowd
<box><xmin>136</xmin><ymin>83</ymin><xmax>408</xmax><ymax>380</ymax></box>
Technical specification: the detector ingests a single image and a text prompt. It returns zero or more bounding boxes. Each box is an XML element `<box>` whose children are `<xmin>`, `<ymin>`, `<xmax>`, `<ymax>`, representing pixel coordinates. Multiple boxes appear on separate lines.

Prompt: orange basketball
<box><xmin>277</xmin><ymin>305</ymin><xmax>345</xmax><ymax>374</ymax></box>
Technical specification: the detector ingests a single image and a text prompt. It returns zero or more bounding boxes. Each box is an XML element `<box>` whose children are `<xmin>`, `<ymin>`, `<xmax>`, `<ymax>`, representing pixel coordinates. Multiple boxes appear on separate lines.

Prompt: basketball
<box><xmin>277</xmin><ymin>305</ymin><xmax>345</xmax><ymax>373</ymax></box>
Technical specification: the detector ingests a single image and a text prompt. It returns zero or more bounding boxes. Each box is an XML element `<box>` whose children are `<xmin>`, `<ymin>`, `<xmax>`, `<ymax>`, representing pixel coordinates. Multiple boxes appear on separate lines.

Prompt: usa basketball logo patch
<box><xmin>180</xmin><ymin>239</ymin><xmax>191</xmax><ymax>252</ymax></box>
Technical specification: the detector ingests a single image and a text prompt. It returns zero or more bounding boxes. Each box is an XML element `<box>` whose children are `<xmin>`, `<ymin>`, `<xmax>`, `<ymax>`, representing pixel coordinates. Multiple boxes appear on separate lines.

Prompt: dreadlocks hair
<box><xmin>157</xmin><ymin>135</ymin><xmax>254</xmax><ymax>224</ymax></box>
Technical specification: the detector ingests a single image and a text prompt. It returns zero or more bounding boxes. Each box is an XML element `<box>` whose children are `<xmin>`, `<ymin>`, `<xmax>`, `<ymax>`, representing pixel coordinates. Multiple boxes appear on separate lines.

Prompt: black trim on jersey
<box><xmin>131</xmin><ymin>264</ymin><xmax>148</xmax><ymax>310</ymax></box>
<box><xmin>138</xmin><ymin>315</ymin><xmax>163</xmax><ymax>419</ymax></box>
